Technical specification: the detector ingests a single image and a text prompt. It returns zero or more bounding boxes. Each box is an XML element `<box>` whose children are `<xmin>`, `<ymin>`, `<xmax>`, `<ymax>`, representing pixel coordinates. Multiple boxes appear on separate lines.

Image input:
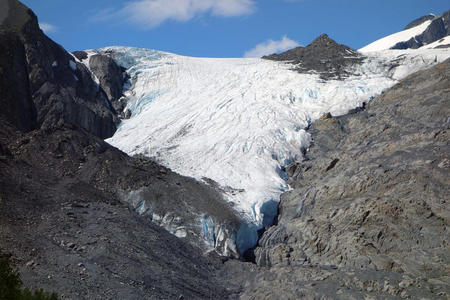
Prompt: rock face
<box><xmin>405</xmin><ymin>14</ymin><xmax>436</xmax><ymax>30</ymax></box>
<box><xmin>88</xmin><ymin>54</ymin><xmax>124</xmax><ymax>103</ymax></box>
<box><xmin>244</xmin><ymin>59</ymin><xmax>450</xmax><ymax>299</ymax></box>
<box><xmin>392</xmin><ymin>10</ymin><xmax>450</xmax><ymax>50</ymax></box>
<box><xmin>0</xmin><ymin>0</ymin><xmax>118</xmax><ymax>138</ymax></box>
<box><xmin>0</xmin><ymin>26</ymin><xmax>36</xmax><ymax>132</ymax></box>
<box><xmin>86</xmin><ymin>52</ymin><xmax>129</xmax><ymax>114</ymax></box>
<box><xmin>73</xmin><ymin>49</ymin><xmax>130</xmax><ymax>117</ymax></box>
<box><xmin>263</xmin><ymin>34</ymin><xmax>364</xmax><ymax>80</ymax></box>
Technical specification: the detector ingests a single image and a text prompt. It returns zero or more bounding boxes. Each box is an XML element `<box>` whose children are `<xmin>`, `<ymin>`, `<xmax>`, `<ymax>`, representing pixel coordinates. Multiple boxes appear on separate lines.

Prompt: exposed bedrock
<box><xmin>0</xmin><ymin>0</ymin><xmax>118</xmax><ymax>138</ymax></box>
<box><xmin>244</xmin><ymin>59</ymin><xmax>450</xmax><ymax>299</ymax></box>
<box><xmin>263</xmin><ymin>34</ymin><xmax>364</xmax><ymax>80</ymax></box>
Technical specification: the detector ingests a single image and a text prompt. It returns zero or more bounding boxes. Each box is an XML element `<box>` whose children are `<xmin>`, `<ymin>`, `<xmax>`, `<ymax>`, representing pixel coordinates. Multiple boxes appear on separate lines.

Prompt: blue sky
<box><xmin>22</xmin><ymin>0</ymin><xmax>449</xmax><ymax>57</ymax></box>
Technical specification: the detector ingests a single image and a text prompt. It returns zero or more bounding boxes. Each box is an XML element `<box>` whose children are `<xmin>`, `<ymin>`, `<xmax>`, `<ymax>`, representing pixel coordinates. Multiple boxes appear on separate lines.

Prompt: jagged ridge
<box><xmin>263</xmin><ymin>34</ymin><xmax>364</xmax><ymax>80</ymax></box>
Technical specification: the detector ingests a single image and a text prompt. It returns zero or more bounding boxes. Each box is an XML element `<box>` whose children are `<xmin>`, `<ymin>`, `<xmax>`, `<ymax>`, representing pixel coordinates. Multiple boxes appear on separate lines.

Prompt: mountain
<box><xmin>0</xmin><ymin>0</ymin><xmax>246</xmax><ymax>298</ymax></box>
<box><xmin>0</xmin><ymin>0</ymin><xmax>120</xmax><ymax>139</ymax></box>
<box><xmin>359</xmin><ymin>10</ymin><xmax>450</xmax><ymax>52</ymax></box>
<box><xmin>1</xmin><ymin>1</ymin><xmax>449</xmax><ymax>299</ymax></box>
<box><xmin>245</xmin><ymin>57</ymin><xmax>450</xmax><ymax>299</ymax></box>
<box><xmin>99</xmin><ymin>38</ymin><xmax>449</xmax><ymax>257</ymax></box>
<box><xmin>262</xmin><ymin>34</ymin><xmax>363</xmax><ymax>80</ymax></box>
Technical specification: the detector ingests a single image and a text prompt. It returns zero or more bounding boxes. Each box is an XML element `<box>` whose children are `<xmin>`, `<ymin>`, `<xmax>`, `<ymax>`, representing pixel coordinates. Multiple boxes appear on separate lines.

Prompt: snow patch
<box><xmin>420</xmin><ymin>35</ymin><xmax>450</xmax><ymax>49</ymax></box>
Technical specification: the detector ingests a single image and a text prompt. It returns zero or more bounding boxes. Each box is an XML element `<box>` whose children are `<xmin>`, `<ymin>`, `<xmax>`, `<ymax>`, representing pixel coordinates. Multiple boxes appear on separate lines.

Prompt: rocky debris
<box><xmin>242</xmin><ymin>265</ymin><xmax>445</xmax><ymax>299</ymax></box>
<box><xmin>263</xmin><ymin>34</ymin><xmax>364</xmax><ymax>80</ymax></box>
<box><xmin>6</xmin><ymin>122</ymin><xmax>243</xmax><ymax>258</ymax></box>
<box><xmin>0</xmin><ymin>157</ymin><xmax>238</xmax><ymax>298</ymax></box>
<box><xmin>245</xmin><ymin>59</ymin><xmax>450</xmax><ymax>298</ymax></box>
<box><xmin>0</xmin><ymin>117</ymin><xmax>245</xmax><ymax>298</ymax></box>
<box><xmin>0</xmin><ymin>0</ymin><xmax>118</xmax><ymax>138</ymax></box>
<box><xmin>392</xmin><ymin>10</ymin><xmax>450</xmax><ymax>49</ymax></box>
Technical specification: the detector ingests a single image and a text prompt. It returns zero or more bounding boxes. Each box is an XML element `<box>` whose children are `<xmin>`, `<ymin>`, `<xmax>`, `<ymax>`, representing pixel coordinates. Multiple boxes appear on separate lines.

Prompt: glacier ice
<box><xmin>103</xmin><ymin>46</ymin><xmax>450</xmax><ymax>254</ymax></box>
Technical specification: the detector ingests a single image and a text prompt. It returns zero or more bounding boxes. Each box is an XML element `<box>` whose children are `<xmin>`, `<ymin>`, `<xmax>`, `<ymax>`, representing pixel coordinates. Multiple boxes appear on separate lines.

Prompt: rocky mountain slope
<box><xmin>243</xmin><ymin>58</ymin><xmax>450</xmax><ymax>299</ymax></box>
<box><xmin>0</xmin><ymin>0</ymin><xmax>247</xmax><ymax>298</ymax></box>
<box><xmin>0</xmin><ymin>0</ymin><xmax>118</xmax><ymax>138</ymax></box>
<box><xmin>1</xmin><ymin>1</ymin><xmax>449</xmax><ymax>299</ymax></box>
<box><xmin>263</xmin><ymin>34</ymin><xmax>363</xmax><ymax>79</ymax></box>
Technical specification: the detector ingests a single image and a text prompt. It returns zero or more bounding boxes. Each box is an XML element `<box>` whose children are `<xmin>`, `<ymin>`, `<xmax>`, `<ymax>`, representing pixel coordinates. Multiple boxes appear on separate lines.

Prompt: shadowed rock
<box><xmin>0</xmin><ymin>0</ymin><xmax>118</xmax><ymax>138</ymax></box>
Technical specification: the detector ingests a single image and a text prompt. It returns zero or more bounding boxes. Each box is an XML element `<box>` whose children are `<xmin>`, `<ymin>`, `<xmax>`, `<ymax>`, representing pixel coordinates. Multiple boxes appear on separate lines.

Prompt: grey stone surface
<box><xmin>88</xmin><ymin>53</ymin><xmax>128</xmax><ymax>114</ymax></box>
<box><xmin>243</xmin><ymin>59</ymin><xmax>450</xmax><ymax>299</ymax></box>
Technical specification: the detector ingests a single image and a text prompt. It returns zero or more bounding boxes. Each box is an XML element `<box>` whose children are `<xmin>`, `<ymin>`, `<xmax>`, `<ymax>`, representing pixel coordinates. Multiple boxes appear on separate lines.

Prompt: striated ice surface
<box><xmin>104</xmin><ymin>46</ymin><xmax>450</xmax><ymax>253</ymax></box>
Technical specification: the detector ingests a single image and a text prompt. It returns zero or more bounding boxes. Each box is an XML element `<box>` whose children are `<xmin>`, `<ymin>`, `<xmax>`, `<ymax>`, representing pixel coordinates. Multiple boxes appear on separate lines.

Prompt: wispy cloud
<box><xmin>39</xmin><ymin>22</ymin><xmax>58</xmax><ymax>33</ymax></box>
<box><xmin>95</xmin><ymin>0</ymin><xmax>256</xmax><ymax>29</ymax></box>
<box><xmin>244</xmin><ymin>36</ymin><xmax>300</xmax><ymax>58</ymax></box>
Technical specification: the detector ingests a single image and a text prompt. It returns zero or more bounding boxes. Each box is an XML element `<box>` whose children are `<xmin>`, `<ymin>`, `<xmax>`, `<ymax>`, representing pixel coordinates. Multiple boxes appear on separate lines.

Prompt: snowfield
<box><xmin>103</xmin><ymin>46</ymin><xmax>450</xmax><ymax>252</ymax></box>
<box><xmin>359</xmin><ymin>20</ymin><xmax>432</xmax><ymax>53</ymax></box>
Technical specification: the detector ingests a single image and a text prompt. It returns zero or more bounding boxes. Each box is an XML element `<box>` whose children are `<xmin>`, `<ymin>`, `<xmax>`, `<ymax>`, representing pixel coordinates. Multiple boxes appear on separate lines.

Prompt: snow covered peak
<box><xmin>359</xmin><ymin>20</ymin><xmax>432</xmax><ymax>53</ymax></box>
<box><xmin>359</xmin><ymin>10</ymin><xmax>450</xmax><ymax>53</ymax></box>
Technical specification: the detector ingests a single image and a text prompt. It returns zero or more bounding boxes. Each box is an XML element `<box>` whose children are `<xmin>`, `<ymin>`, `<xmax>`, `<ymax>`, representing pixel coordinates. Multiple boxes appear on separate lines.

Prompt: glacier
<box><xmin>102</xmin><ymin>46</ymin><xmax>450</xmax><ymax>254</ymax></box>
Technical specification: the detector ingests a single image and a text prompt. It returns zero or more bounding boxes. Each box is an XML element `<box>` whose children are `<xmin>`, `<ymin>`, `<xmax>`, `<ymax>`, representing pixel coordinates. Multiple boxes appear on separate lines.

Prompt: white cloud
<box><xmin>244</xmin><ymin>36</ymin><xmax>300</xmax><ymax>58</ymax></box>
<box><xmin>39</xmin><ymin>22</ymin><xmax>58</xmax><ymax>33</ymax></box>
<box><xmin>101</xmin><ymin>0</ymin><xmax>256</xmax><ymax>28</ymax></box>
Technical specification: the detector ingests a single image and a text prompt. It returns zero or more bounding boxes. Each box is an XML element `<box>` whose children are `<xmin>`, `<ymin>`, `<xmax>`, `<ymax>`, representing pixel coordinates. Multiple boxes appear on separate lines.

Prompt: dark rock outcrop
<box><xmin>72</xmin><ymin>50</ymin><xmax>129</xmax><ymax>117</ymax></box>
<box><xmin>243</xmin><ymin>59</ymin><xmax>450</xmax><ymax>299</ymax></box>
<box><xmin>0</xmin><ymin>0</ymin><xmax>118</xmax><ymax>138</ymax></box>
<box><xmin>71</xmin><ymin>50</ymin><xmax>88</xmax><ymax>61</ymax></box>
<box><xmin>0</xmin><ymin>28</ymin><xmax>36</xmax><ymax>132</ymax></box>
<box><xmin>88</xmin><ymin>54</ymin><xmax>127</xmax><ymax>114</ymax></box>
<box><xmin>392</xmin><ymin>10</ymin><xmax>450</xmax><ymax>50</ymax></box>
<box><xmin>405</xmin><ymin>14</ymin><xmax>436</xmax><ymax>30</ymax></box>
<box><xmin>263</xmin><ymin>34</ymin><xmax>364</xmax><ymax>80</ymax></box>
